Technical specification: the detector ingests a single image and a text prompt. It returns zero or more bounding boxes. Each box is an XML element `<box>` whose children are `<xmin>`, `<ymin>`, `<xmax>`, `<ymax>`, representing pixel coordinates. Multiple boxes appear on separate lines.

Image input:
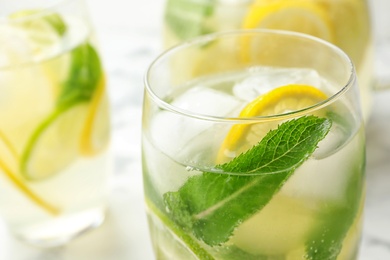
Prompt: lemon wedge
<box><xmin>218</xmin><ymin>84</ymin><xmax>327</xmax><ymax>163</ymax></box>
<box><xmin>0</xmin><ymin>130</ymin><xmax>59</xmax><ymax>214</ymax></box>
<box><xmin>79</xmin><ymin>76</ymin><xmax>110</xmax><ymax>156</ymax></box>
<box><xmin>242</xmin><ymin>0</ymin><xmax>335</xmax><ymax>42</ymax></box>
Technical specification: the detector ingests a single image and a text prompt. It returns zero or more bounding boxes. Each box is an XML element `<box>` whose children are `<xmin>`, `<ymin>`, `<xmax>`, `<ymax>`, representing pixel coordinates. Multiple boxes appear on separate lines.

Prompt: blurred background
<box><xmin>0</xmin><ymin>0</ymin><xmax>390</xmax><ymax>259</ymax></box>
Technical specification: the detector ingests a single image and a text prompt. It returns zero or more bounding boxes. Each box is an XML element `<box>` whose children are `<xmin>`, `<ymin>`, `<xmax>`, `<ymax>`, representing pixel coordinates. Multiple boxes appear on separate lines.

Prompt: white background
<box><xmin>1</xmin><ymin>0</ymin><xmax>390</xmax><ymax>259</ymax></box>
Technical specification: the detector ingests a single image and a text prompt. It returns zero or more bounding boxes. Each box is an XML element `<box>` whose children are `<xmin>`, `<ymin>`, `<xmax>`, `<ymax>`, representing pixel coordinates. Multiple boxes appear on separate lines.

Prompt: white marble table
<box><xmin>1</xmin><ymin>0</ymin><xmax>390</xmax><ymax>259</ymax></box>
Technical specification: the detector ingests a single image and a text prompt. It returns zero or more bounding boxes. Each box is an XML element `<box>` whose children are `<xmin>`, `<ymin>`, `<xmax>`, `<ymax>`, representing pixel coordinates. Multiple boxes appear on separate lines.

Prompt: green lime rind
<box><xmin>146</xmin><ymin>195</ymin><xmax>269</xmax><ymax>260</ymax></box>
<box><xmin>20</xmin><ymin>102</ymin><xmax>85</xmax><ymax>181</ymax></box>
<box><xmin>146</xmin><ymin>197</ymin><xmax>215</xmax><ymax>260</ymax></box>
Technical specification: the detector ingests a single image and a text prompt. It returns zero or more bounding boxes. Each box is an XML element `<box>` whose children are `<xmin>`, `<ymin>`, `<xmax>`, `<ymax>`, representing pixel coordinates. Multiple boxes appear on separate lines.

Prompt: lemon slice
<box><xmin>218</xmin><ymin>84</ymin><xmax>327</xmax><ymax>163</ymax></box>
<box><xmin>316</xmin><ymin>0</ymin><xmax>370</xmax><ymax>66</ymax></box>
<box><xmin>242</xmin><ymin>1</ymin><xmax>335</xmax><ymax>42</ymax></box>
<box><xmin>21</xmin><ymin>104</ymin><xmax>89</xmax><ymax>180</ymax></box>
<box><xmin>80</xmin><ymin>76</ymin><xmax>110</xmax><ymax>156</ymax></box>
<box><xmin>0</xmin><ymin>130</ymin><xmax>59</xmax><ymax>214</ymax></box>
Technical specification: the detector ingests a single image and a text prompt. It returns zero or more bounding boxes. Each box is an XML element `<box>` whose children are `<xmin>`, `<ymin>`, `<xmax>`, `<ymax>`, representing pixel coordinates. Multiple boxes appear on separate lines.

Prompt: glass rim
<box><xmin>0</xmin><ymin>0</ymin><xmax>77</xmax><ymax>22</ymax></box>
<box><xmin>144</xmin><ymin>29</ymin><xmax>356</xmax><ymax>123</ymax></box>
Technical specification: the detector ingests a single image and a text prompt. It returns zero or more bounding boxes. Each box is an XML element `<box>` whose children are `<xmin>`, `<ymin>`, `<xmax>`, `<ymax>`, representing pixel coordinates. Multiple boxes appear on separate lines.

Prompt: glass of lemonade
<box><xmin>142</xmin><ymin>30</ymin><xmax>366</xmax><ymax>259</ymax></box>
<box><xmin>163</xmin><ymin>0</ymin><xmax>373</xmax><ymax>119</ymax></box>
<box><xmin>0</xmin><ymin>0</ymin><xmax>110</xmax><ymax>247</ymax></box>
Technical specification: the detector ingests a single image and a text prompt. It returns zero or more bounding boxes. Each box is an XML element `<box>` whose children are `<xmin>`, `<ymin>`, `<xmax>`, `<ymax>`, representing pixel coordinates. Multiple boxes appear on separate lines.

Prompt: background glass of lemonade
<box><xmin>0</xmin><ymin>0</ymin><xmax>111</xmax><ymax>247</ymax></box>
<box><xmin>143</xmin><ymin>30</ymin><xmax>366</xmax><ymax>259</ymax></box>
<box><xmin>163</xmin><ymin>0</ymin><xmax>373</xmax><ymax>119</ymax></box>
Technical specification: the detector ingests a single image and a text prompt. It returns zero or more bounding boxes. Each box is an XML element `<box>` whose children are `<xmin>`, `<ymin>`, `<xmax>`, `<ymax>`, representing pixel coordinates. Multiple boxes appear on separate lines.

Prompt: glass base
<box><xmin>14</xmin><ymin>207</ymin><xmax>105</xmax><ymax>248</ymax></box>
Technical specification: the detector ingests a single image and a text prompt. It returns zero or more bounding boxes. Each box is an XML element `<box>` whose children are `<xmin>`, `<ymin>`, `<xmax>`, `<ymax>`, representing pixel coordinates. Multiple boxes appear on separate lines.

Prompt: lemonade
<box><xmin>143</xmin><ymin>70</ymin><xmax>365</xmax><ymax>259</ymax></box>
<box><xmin>163</xmin><ymin>0</ymin><xmax>373</xmax><ymax>118</ymax></box>
<box><xmin>143</xmin><ymin>31</ymin><xmax>366</xmax><ymax>259</ymax></box>
<box><xmin>0</xmin><ymin>2</ymin><xmax>110</xmax><ymax>246</ymax></box>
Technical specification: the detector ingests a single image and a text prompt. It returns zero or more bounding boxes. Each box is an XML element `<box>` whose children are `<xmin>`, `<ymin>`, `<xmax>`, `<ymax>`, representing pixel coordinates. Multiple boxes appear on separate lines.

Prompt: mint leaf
<box><xmin>165</xmin><ymin>0</ymin><xmax>215</xmax><ymax>40</ymax></box>
<box><xmin>57</xmin><ymin>43</ymin><xmax>102</xmax><ymax>108</ymax></box>
<box><xmin>163</xmin><ymin>116</ymin><xmax>332</xmax><ymax>247</ymax></box>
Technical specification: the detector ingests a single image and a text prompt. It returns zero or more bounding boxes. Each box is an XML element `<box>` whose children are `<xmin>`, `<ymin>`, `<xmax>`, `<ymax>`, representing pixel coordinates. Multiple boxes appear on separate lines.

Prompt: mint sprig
<box><xmin>163</xmin><ymin>116</ymin><xmax>332</xmax><ymax>248</ymax></box>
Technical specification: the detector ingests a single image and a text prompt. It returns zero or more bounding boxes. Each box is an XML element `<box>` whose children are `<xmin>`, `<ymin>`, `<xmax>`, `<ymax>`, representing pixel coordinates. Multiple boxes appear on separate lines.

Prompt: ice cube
<box><xmin>233</xmin><ymin>67</ymin><xmax>323</xmax><ymax>101</ymax></box>
<box><xmin>0</xmin><ymin>24</ymin><xmax>32</xmax><ymax>67</ymax></box>
<box><xmin>150</xmin><ymin>86</ymin><xmax>241</xmax><ymax>159</ymax></box>
<box><xmin>313</xmin><ymin>122</ymin><xmax>351</xmax><ymax>159</ymax></box>
<box><xmin>172</xmin><ymin>86</ymin><xmax>242</xmax><ymax>117</ymax></box>
<box><xmin>0</xmin><ymin>19</ymin><xmax>65</xmax><ymax>68</ymax></box>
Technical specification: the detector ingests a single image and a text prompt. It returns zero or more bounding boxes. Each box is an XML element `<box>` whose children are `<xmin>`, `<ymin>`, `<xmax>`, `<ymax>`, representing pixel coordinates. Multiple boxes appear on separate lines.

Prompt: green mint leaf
<box><xmin>57</xmin><ymin>43</ymin><xmax>102</xmax><ymax>108</ymax></box>
<box><xmin>163</xmin><ymin>116</ymin><xmax>332</xmax><ymax>247</ymax></box>
<box><xmin>165</xmin><ymin>0</ymin><xmax>215</xmax><ymax>40</ymax></box>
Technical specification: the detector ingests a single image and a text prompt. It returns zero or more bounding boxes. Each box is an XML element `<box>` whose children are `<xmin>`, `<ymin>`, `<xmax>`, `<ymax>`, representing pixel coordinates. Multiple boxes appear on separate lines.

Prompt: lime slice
<box><xmin>232</xmin><ymin>193</ymin><xmax>316</xmax><ymax>255</ymax></box>
<box><xmin>79</xmin><ymin>76</ymin><xmax>110</xmax><ymax>156</ymax></box>
<box><xmin>218</xmin><ymin>84</ymin><xmax>327</xmax><ymax>163</ymax></box>
<box><xmin>19</xmin><ymin>41</ymin><xmax>103</xmax><ymax>180</ymax></box>
<box><xmin>10</xmin><ymin>10</ymin><xmax>103</xmax><ymax>180</ymax></box>
<box><xmin>21</xmin><ymin>104</ymin><xmax>89</xmax><ymax>180</ymax></box>
<box><xmin>243</xmin><ymin>0</ymin><xmax>335</xmax><ymax>42</ymax></box>
<box><xmin>0</xmin><ymin>130</ymin><xmax>59</xmax><ymax>214</ymax></box>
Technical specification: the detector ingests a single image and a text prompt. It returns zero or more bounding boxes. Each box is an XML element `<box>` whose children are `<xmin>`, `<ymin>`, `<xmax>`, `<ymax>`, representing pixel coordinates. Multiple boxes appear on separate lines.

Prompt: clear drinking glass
<box><xmin>0</xmin><ymin>0</ymin><xmax>111</xmax><ymax>247</ymax></box>
<box><xmin>163</xmin><ymin>0</ymin><xmax>373</xmax><ymax>119</ymax></box>
<box><xmin>143</xmin><ymin>30</ymin><xmax>366</xmax><ymax>259</ymax></box>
